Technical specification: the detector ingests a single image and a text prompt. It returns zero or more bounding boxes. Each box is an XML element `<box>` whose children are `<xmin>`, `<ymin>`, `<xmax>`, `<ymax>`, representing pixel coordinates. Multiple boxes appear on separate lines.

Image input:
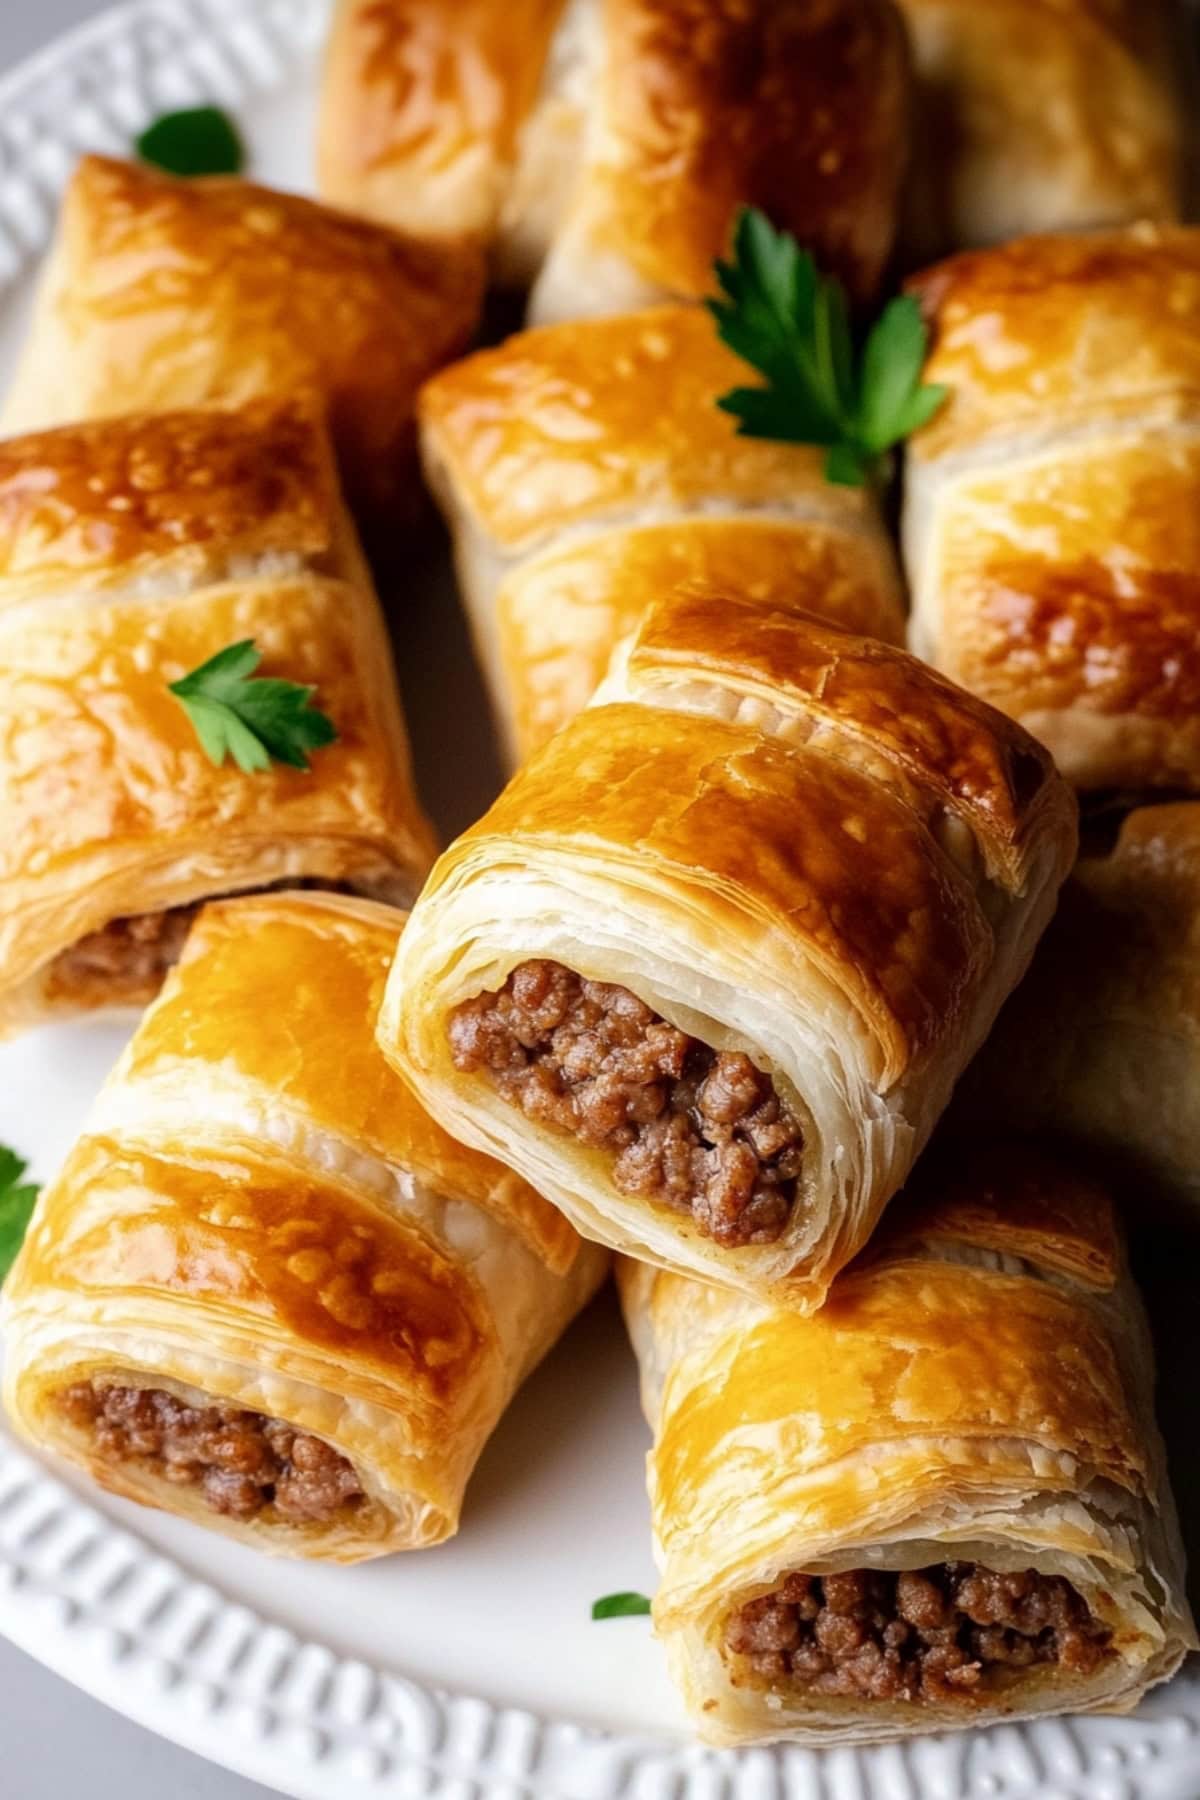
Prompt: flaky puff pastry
<box><xmin>2</xmin><ymin>892</ymin><xmax>606</xmax><ymax>1561</ymax></box>
<box><xmin>958</xmin><ymin>801</ymin><xmax>1200</xmax><ymax>1207</ymax></box>
<box><xmin>380</xmin><ymin>588</ymin><xmax>1076</xmax><ymax>1310</ymax></box>
<box><xmin>895</xmin><ymin>0</ymin><xmax>1185</xmax><ymax>265</ymax></box>
<box><xmin>617</xmin><ymin>1136</ymin><xmax>1195</xmax><ymax>1747</ymax></box>
<box><xmin>0</xmin><ymin>400</ymin><xmax>436</xmax><ymax>1038</ymax></box>
<box><xmin>318</xmin><ymin>0</ymin><xmax>911</xmax><ymax>315</ymax></box>
<box><xmin>0</xmin><ymin>155</ymin><xmax>485</xmax><ymax>527</ymax></box>
<box><xmin>904</xmin><ymin>227</ymin><xmax>1200</xmax><ymax>793</ymax></box>
<box><xmin>420</xmin><ymin>306</ymin><xmax>905</xmax><ymax>763</ymax></box>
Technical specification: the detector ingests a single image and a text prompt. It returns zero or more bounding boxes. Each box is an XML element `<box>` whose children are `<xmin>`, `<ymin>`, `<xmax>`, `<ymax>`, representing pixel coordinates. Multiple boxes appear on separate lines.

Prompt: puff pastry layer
<box><xmin>318</xmin><ymin>0</ymin><xmax>911</xmax><ymax>314</ymax></box>
<box><xmin>420</xmin><ymin>306</ymin><xmax>906</xmax><ymax>762</ymax></box>
<box><xmin>958</xmin><ymin>800</ymin><xmax>1200</xmax><ymax>1207</ymax></box>
<box><xmin>380</xmin><ymin>588</ymin><xmax>1076</xmax><ymax>1310</ymax></box>
<box><xmin>895</xmin><ymin>0</ymin><xmax>1184</xmax><ymax>263</ymax></box>
<box><xmin>2</xmin><ymin>892</ymin><xmax>605</xmax><ymax>1560</ymax></box>
<box><xmin>905</xmin><ymin>226</ymin><xmax>1200</xmax><ymax>793</ymax></box>
<box><xmin>0</xmin><ymin>155</ymin><xmax>485</xmax><ymax>527</ymax></box>
<box><xmin>0</xmin><ymin>400</ymin><xmax>435</xmax><ymax>1037</ymax></box>
<box><xmin>618</xmin><ymin>1135</ymin><xmax>1195</xmax><ymax>1746</ymax></box>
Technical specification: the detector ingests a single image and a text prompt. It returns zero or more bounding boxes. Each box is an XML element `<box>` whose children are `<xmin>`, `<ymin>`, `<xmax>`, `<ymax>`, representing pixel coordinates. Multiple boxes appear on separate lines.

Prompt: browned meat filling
<box><xmin>725</xmin><ymin>1566</ymin><xmax>1113</xmax><ymax>1703</ymax></box>
<box><xmin>47</xmin><ymin>905</ymin><xmax>203</xmax><ymax>1003</ymax></box>
<box><xmin>447</xmin><ymin>960</ymin><xmax>804</xmax><ymax>1246</ymax></box>
<box><xmin>46</xmin><ymin>880</ymin><xmax>359</xmax><ymax>1005</ymax></box>
<box><xmin>58</xmin><ymin>1383</ymin><xmax>364</xmax><ymax>1525</ymax></box>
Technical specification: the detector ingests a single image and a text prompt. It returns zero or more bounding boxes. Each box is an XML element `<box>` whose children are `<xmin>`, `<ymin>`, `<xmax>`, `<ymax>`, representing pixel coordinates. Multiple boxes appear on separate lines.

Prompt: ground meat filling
<box><xmin>58</xmin><ymin>1384</ymin><xmax>364</xmax><ymax>1526</ymax></box>
<box><xmin>725</xmin><ymin>1566</ymin><xmax>1113</xmax><ymax>1703</ymax></box>
<box><xmin>47</xmin><ymin>880</ymin><xmax>362</xmax><ymax>1004</ymax></box>
<box><xmin>48</xmin><ymin>904</ymin><xmax>203</xmax><ymax>1001</ymax></box>
<box><xmin>447</xmin><ymin>961</ymin><xmax>805</xmax><ymax>1246</ymax></box>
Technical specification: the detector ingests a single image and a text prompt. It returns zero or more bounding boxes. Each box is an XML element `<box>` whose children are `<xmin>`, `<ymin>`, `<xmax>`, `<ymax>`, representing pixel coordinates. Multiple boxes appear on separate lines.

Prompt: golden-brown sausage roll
<box><xmin>380</xmin><ymin>588</ymin><xmax>1077</xmax><ymax>1311</ymax></box>
<box><xmin>618</xmin><ymin>1136</ymin><xmax>1196</xmax><ymax>1746</ymax></box>
<box><xmin>0</xmin><ymin>401</ymin><xmax>435</xmax><ymax>1037</ymax></box>
<box><xmin>904</xmin><ymin>227</ymin><xmax>1200</xmax><ymax>794</ymax></box>
<box><xmin>895</xmin><ymin>0</ymin><xmax>1185</xmax><ymax>264</ymax></box>
<box><xmin>0</xmin><ymin>155</ymin><xmax>485</xmax><ymax>526</ymax></box>
<box><xmin>420</xmin><ymin>306</ymin><xmax>906</xmax><ymax>763</ymax></box>
<box><xmin>318</xmin><ymin>0</ymin><xmax>911</xmax><ymax>314</ymax></box>
<box><xmin>958</xmin><ymin>801</ymin><xmax>1200</xmax><ymax>1207</ymax></box>
<box><xmin>2</xmin><ymin>891</ymin><xmax>606</xmax><ymax>1561</ymax></box>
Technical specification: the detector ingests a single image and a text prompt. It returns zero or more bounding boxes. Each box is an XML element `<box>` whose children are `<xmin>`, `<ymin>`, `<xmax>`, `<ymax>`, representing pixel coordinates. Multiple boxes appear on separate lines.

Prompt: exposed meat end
<box><xmin>724</xmin><ymin>1563</ymin><xmax>1113</xmax><ymax>1702</ymax></box>
<box><xmin>48</xmin><ymin>905</ymin><xmax>202</xmax><ymax>1003</ymax></box>
<box><xmin>58</xmin><ymin>1382</ymin><xmax>364</xmax><ymax>1526</ymax></box>
<box><xmin>447</xmin><ymin>961</ymin><xmax>805</xmax><ymax>1247</ymax></box>
<box><xmin>45</xmin><ymin>879</ymin><xmax>361</xmax><ymax>1007</ymax></box>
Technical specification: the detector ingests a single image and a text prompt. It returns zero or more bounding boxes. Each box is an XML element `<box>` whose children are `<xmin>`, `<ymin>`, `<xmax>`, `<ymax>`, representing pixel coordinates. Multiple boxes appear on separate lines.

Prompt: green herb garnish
<box><xmin>0</xmin><ymin>1147</ymin><xmax>40</xmax><ymax>1285</ymax></box>
<box><xmin>169</xmin><ymin>640</ymin><xmax>338</xmax><ymax>774</ymax></box>
<box><xmin>708</xmin><ymin>207</ymin><xmax>948</xmax><ymax>487</ymax></box>
<box><xmin>136</xmin><ymin>106</ymin><xmax>245</xmax><ymax>178</ymax></box>
<box><xmin>591</xmin><ymin>1592</ymin><xmax>653</xmax><ymax>1620</ymax></box>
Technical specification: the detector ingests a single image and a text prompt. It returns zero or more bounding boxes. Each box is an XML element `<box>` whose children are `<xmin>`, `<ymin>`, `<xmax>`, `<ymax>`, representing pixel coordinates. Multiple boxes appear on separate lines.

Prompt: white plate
<box><xmin>1</xmin><ymin>4</ymin><xmax>1199</xmax><ymax>1796</ymax></box>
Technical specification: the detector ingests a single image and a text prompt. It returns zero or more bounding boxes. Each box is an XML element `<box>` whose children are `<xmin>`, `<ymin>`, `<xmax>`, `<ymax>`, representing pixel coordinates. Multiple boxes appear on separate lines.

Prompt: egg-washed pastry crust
<box><xmin>616</xmin><ymin>1136</ymin><xmax>1195</xmax><ymax>1745</ymax></box>
<box><xmin>2</xmin><ymin>892</ymin><xmax>605</xmax><ymax>1561</ymax></box>
<box><xmin>0</xmin><ymin>400</ymin><xmax>436</xmax><ymax>1037</ymax></box>
<box><xmin>419</xmin><ymin>306</ymin><xmax>906</xmax><ymax>762</ymax></box>
<box><xmin>381</xmin><ymin>590</ymin><xmax>1076</xmax><ymax>1312</ymax></box>
<box><xmin>905</xmin><ymin>226</ymin><xmax>1200</xmax><ymax>793</ymax></box>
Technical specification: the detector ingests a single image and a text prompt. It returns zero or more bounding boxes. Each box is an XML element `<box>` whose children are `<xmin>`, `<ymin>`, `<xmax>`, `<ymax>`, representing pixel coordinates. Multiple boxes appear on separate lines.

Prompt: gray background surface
<box><xmin>0</xmin><ymin>1</ymin><xmax>288</xmax><ymax>1793</ymax></box>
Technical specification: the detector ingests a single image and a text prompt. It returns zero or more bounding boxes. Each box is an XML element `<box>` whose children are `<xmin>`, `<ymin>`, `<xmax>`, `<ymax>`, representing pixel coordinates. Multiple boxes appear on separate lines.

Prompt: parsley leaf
<box><xmin>169</xmin><ymin>640</ymin><xmax>338</xmax><ymax>774</ymax></box>
<box><xmin>0</xmin><ymin>1146</ymin><xmax>40</xmax><ymax>1285</ymax></box>
<box><xmin>592</xmin><ymin>1592</ymin><xmax>653</xmax><ymax>1620</ymax></box>
<box><xmin>708</xmin><ymin>208</ymin><xmax>948</xmax><ymax>487</ymax></box>
<box><xmin>136</xmin><ymin>106</ymin><xmax>245</xmax><ymax>178</ymax></box>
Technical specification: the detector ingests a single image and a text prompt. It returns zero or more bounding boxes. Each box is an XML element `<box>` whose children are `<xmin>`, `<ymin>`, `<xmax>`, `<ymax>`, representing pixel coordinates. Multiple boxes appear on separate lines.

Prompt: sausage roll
<box><xmin>895</xmin><ymin>0</ymin><xmax>1185</xmax><ymax>264</ymax></box>
<box><xmin>0</xmin><ymin>400</ymin><xmax>435</xmax><ymax>1038</ymax></box>
<box><xmin>618</xmin><ymin>1135</ymin><xmax>1195</xmax><ymax>1746</ymax></box>
<box><xmin>420</xmin><ymin>306</ymin><xmax>906</xmax><ymax>763</ymax></box>
<box><xmin>904</xmin><ymin>227</ymin><xmax>1200</xmax><ymax>794</ymax></box>
<box><xmin>0</xmin><ymin>155</ymin><xmax>485</xmax><ymax>527</ymax></box>
<box><xmin>317</xmin><ymin>0</ymin><xmax>911</xmax><ymax>315</ymax></box>
<box><xmin>2</xmin><ymin>891</ymin><xmax>606</xmax><ymax>1561</ymax></box>
<box><xmin>958</xmin><ymin>801</ymin><xmax>1200</xmax><ymax>1208</ymax></box>
<box><xmin>379</xmin><ymin>587</ymin><xmax>1077</xmax><ymax>1311</ymax></box>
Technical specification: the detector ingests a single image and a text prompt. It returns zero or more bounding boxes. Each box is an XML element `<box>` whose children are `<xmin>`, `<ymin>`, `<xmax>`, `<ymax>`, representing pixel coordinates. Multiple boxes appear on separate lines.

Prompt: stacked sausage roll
<box><xmin>894</xmin><ymin>0</ymin><xmax>1185</xmax><ymax>262</ymax></box>
<box><xmin>318</xmin><ymin>0</ymin><xmax>911</xmax><ymax>315</ymax></box>
<box><xmin>959</xmin><ymin>803</ymin><xmax>1200</xmax><ymax>1207</ymax></box>
<box><xmin>381</xmin><ymin>587</ymin><xmax>1076</xmax><ymax>1311</ymax></box>
<box><xmin>1</xmin><ymin>154</ymin><xmax>485</xmax><ymax>527</ymax></box>
<box><xmin>420</xmin><ymin>305</ymin><xmax>906</xmax><ymax>762</ymax></box>
<box><xmin>898</xmin><ymin>197</ymin><xmax>1200</xmax><ymax>1266</ymax></box>
<box><xmin>905</xmin><ymin>225</ymin><xmax>1200</xmax><ymax>796</ymax></box>
<box><xmin>619</xmin><ymin>1136</ymin><xmax>1195</xmax><ymax>1745</ymax></box>
<box><xmin>0</xmin><ymin>398</ymin><xmax>434</xmax><ymax>1036</ymax></box>
<box><xmin>2</xmin><ymin>891</ymin><xmax>606</xmax><ymax>1559</ymax></box>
